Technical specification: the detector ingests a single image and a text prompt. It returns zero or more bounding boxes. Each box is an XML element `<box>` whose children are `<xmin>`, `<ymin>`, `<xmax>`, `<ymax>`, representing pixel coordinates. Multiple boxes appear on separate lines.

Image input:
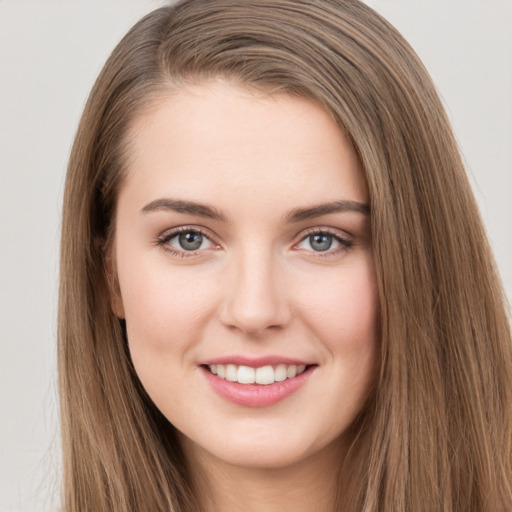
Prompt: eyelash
<box><xmin>155</xmin><ymin>226</ymin><xmax>218</xmax><ymax>258</ymax></box>
<box><xmin>294</xmin><ymin>227</ymin><xmax>354</xmax><ymax>258</ymax></box>
<box><xmin>154</xmin><ymin>226</ymin><xmax>354</xmax><ymax>258</ymax></box>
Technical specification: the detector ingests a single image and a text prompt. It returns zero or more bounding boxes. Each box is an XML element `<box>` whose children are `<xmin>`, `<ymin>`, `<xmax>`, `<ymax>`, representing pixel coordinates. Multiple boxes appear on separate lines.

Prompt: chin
<box><xmin>179</xmin><ymin>422</ymin><xmax>344</xmax><ymax>472</ymax></box>
<box><xmin>218</xmin><ymin>442</ymin><xmax>308</xmax><ymax>469</ymax></box>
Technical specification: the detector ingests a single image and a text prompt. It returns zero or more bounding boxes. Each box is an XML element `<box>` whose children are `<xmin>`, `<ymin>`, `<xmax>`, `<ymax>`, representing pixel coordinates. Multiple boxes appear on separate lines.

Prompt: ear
<box><xmin>104</xmin><ymin>244</ymin><xmax>125</xmax><ymax>319</ymax></box>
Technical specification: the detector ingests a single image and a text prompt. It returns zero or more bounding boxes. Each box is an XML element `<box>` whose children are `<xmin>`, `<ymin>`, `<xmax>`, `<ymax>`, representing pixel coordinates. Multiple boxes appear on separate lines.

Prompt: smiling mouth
<box><xmin>204</xmin><ymin>363</ymin><xmax>309</xmax><ymax>385</ymax></box>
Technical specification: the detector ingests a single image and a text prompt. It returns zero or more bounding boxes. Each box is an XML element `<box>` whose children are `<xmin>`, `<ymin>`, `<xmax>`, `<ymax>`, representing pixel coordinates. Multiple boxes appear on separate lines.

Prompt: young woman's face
<box><xmin>112</xmin><ymin>81</ymin><xmax>379</xmax><ymax>470</ymax></box>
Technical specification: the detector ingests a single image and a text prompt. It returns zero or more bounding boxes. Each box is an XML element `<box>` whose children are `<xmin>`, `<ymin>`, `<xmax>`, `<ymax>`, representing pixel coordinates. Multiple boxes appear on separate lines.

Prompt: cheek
<box><xmin>118</xmin><ymin>266</ymin><xmax>218</xmax><ymax>407</ymax></box>
<box><xmin>296</xmin><ymin>259</ymin><xmax>380</xmax><ymax>412</ymax></box>
<box><xmin>297</xmin><ymin>260</ymin><xmax>379</xmax><ymax>353</ymax></box>
<box><xmin>128</xmin><ymin>281</ymin><xmax>205</xmax><ymax>335</ymax></box>
<box><xmin>116</xmin><ymin>251</ymin><xmax>219</xmax><ymax>358</ymax></box>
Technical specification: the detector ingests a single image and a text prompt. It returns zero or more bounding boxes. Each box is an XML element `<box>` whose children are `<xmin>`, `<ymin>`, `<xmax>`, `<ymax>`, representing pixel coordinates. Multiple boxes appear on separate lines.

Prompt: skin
<box><xmin>111</xmin><ymin>81</ymin><xmax>379</xmax><ymax>512</ymax></box>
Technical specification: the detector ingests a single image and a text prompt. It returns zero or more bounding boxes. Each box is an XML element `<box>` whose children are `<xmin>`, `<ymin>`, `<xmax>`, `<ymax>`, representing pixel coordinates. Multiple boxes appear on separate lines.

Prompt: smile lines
<box><xmin>207</xmin><ymin>364</ymin><xmax>307</xmax><ymax>385</ymax></box>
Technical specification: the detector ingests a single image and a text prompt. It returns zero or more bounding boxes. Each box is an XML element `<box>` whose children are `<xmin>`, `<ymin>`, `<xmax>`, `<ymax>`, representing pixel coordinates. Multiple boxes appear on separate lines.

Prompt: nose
<box><xmin>219</xmin><ymin>247</ymin><xmax>291</xmax><ymax>336</ymax></box>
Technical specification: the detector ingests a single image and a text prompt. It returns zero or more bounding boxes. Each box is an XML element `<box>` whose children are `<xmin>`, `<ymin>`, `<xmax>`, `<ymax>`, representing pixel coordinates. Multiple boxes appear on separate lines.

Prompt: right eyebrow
<box><xmin>140</xmin><ymin>198</ymin><xmax>227</xmax><ymax>221</ymax></box>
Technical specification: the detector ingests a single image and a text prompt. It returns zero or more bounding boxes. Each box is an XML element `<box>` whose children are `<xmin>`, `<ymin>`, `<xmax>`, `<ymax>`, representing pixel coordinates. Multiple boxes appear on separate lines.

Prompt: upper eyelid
<box><xmin>297</xmin><ymin>226</ymin><xmax>352</xmax><ymax>241</ymax></box>
<box><xmin>159</xmin><ymin>225</ymin><xmax>217</xmax><ymax>241</ymax></box>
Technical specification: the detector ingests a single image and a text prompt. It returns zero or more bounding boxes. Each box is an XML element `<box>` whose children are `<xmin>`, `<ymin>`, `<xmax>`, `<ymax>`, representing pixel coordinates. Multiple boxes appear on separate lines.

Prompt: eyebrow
<box><xmin>140</xmin><ymin>198</ymin><xmax>227</xmax><ymax>221</ymax></box>
<box><xmin>285</xmin><ymin>200</ymin><xmax>370</xmax><ymax>223</ymax></box>
<box><xmin>140</xmin><ymin>197</ymin><xmax>370</xmax><ymax>223</ymax></box>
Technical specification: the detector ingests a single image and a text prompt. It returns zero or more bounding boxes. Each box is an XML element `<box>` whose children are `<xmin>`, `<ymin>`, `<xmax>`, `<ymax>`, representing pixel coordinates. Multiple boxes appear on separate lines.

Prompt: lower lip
<box><xmin>201</xmin><ymin>366</ymin><xmax>315</xmax><ymax>407</ymax></box>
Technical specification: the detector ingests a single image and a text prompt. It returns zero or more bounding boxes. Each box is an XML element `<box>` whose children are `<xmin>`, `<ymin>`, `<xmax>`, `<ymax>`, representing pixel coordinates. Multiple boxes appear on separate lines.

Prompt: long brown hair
<box><xmin>59</xmin><ymin>1</ymin><xmax>512</xmax><ymax>510</ymax></box>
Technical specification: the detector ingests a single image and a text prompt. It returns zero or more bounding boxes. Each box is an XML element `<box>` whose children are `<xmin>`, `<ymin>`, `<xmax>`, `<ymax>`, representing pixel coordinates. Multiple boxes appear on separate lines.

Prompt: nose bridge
<box><xmin>220</xmin><ymin>242</ymin><xmax>290</xmax><ymax>334</ymax></box>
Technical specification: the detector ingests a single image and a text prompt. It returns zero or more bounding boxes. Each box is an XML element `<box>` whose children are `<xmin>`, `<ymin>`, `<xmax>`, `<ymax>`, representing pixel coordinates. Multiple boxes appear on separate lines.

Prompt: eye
<box><xmin>173</xmin><ymin>231</ymin><xmax>208</xmax><ymax>251</ymax></box>
<box><xmin>305</xmin><ymin>233</ymin><xmax>336</xmax><ymax>252</ymax></box>
<box><xmin>156</xmin><ymin>227</ymin><xmax>218</xmax><ymax>256</ymax></box>
<box><xmin>295</xmin><ymin>229</ymin><xmax>353</xmax><ymax>255</ymax></box>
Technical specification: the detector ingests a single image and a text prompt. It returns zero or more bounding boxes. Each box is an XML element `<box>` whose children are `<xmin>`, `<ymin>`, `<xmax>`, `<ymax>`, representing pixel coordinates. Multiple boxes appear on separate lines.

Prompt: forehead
<box><xmin>119</xmin><ymin>80</ymin><xmax>367</xmax><ymax>214</ymax></box>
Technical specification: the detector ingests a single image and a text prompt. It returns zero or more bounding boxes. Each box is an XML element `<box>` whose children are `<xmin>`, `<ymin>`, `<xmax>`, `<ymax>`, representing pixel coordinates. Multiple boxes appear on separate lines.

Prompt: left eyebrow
<box><xmin>285</xmin><ymin>200</ymin><xmax>370</xmax><ymax>223</ymax></box>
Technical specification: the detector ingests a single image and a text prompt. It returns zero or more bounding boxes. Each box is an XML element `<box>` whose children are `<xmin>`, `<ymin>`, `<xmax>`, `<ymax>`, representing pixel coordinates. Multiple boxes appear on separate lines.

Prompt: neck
<box><xmin>181</xmin><ymin>437</ymin><xmax>345</xmax><ymax>512</ymax></box>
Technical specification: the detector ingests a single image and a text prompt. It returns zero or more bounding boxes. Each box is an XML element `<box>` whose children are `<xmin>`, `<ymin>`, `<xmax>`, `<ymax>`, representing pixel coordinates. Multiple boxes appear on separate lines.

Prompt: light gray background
<box><xmin>0</xmin><ymin>1</ymin><xmax>510</xmax><ymax>511</ymax></box>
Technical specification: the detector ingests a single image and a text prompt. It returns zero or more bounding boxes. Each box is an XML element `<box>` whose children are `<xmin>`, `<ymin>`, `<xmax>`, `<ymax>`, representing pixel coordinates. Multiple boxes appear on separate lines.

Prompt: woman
<box><xmin>58</xmin><ymin>0</ymin><xmax>512</xmax><ymax>510</ymax></box>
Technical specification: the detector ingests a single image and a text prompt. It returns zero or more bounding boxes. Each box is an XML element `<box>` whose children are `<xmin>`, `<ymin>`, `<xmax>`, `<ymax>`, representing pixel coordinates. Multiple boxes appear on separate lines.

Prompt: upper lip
<box><xmin>201</xmin><ymin>356</ymin><xmax>315</xmax><ymax>367</ymax></box>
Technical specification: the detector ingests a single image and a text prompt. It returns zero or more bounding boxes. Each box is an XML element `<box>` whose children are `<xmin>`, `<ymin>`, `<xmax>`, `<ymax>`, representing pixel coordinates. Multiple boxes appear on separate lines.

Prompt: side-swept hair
<box><xmin>59</xmin><ymin>1</ymin><xmax>512</xmax><ymax>510</ymax></box>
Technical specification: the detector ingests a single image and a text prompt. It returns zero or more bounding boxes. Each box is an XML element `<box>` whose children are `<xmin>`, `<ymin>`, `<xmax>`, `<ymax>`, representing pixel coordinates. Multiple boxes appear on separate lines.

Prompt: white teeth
<box><xmin>225</xmin><ymin>364</ymin><xmax>237</xmax><ymax>382</ymax></box>
<box><xmin>255</xmin><ymin>365</ymin><xmax>275</xmax><ymax>385</ymax></box>
<box><xmin>286</xmin><ymin>365</ymin><xmax>297</xmax><ymax>378</ymax></box>
<box><xmin>274</xmin><ymin>364</ymin><xmax>287</xmax><ymax>382</ymax></box>
<box><xmin>216</xmin><ymin>364</ymin><xmax>226</xmax><ymax>379</ymax></box>
<box><xmin>208</xmin><ymin>363</ymin><xmax>308</xmax><ymax>385</ymax></box>
<box><xmin>237</xmin><ymin>365</ymin><xmax>255</xmax><ymax>384</ymax></box>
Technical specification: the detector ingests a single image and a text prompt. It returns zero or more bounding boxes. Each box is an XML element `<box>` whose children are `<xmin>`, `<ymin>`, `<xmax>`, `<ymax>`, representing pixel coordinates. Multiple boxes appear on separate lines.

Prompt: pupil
<box><xmin>179</xmin><ymin>231</ymin><xmax>203</xmax><ymax>251</ymax></box>
<box><xmin>310</xmin><ymin>234</ymin><xmax>332</xmax><ymax>252</ymax></box>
